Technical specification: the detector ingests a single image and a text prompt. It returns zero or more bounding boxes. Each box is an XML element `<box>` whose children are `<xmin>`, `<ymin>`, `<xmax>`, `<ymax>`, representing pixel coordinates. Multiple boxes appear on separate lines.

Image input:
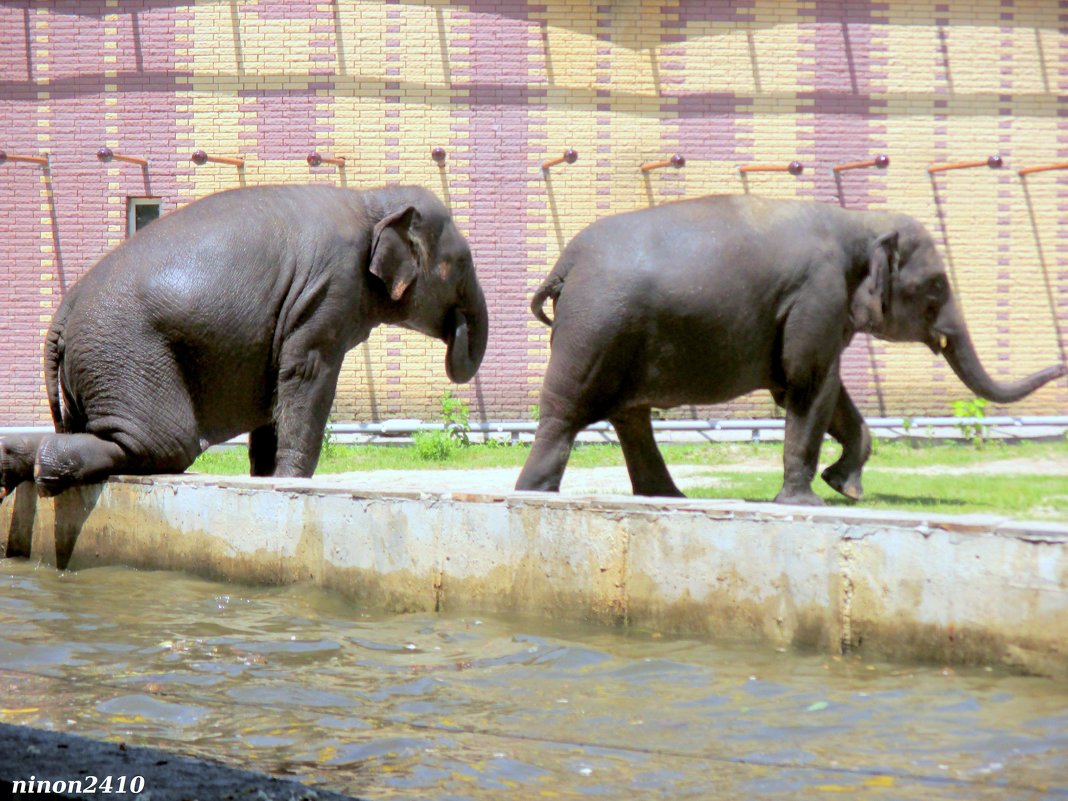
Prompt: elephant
<box><xmin>515</xmin><ymin>194</ymin><xmax>1066</xmax><ymax>505</ymax></box>
<box><xmin>0</xmin><ymin>183</ymin><xmax>488</xmax><ymax>498</ymax></box>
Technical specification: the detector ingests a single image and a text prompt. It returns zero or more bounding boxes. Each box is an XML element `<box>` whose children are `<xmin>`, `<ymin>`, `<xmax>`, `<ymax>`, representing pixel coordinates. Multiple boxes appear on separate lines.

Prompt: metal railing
<box><xmin>2</xmin><ymin>416</ymin><xmax>1065</xmax><ymax>446</ymax></box>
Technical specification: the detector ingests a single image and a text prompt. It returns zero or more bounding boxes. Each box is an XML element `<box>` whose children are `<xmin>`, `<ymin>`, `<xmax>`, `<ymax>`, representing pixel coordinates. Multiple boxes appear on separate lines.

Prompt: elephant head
<box><xmin>853</xmin><ymin>215</ymin><xmax>1065</xmax><ymax>403</ymax></box>
<box><xmin>367</xmin><ymin>188</ymin><xmax>488</xmax><ymax>383</ymax></box>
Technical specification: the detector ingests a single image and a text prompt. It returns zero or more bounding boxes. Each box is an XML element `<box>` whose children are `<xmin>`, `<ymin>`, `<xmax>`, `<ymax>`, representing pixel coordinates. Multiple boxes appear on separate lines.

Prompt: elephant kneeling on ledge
<box><xmin>515</xmin><ymin>194</ymin><xmax>1065</xmax><ymax>506</ymax></box>
<box><xmin>0</xmin><ymin>184</ymin><xmax>488</xmax><ymax>498</ymax></box>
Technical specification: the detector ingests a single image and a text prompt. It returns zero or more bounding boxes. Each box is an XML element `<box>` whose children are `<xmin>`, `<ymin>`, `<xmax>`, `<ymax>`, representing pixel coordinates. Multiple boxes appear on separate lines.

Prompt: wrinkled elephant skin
<box><xmin>1</xmin><ymin>184</ymin><xmax>488</xmax><ymax>497</ymax></box>
<box><xmin>515</xmin><ymin>195</ymin><xmax>1065</xmax><ymax>505</ymax></box>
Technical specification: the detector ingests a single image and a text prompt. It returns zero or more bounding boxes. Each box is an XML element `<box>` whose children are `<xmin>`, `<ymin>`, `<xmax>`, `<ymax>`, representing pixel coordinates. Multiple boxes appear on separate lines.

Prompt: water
<box><xmin>1</xmin><ymin>558</ymin><xmax>1066</xmax><ymax>800</ymax></box>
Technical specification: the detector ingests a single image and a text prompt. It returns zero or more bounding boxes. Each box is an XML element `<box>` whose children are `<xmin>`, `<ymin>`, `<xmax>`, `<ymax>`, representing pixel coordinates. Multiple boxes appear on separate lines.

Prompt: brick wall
<box><xmin>1</xmin><ymin>0</ymin><xmax>1065</xmax><ymax>427</ymax></box>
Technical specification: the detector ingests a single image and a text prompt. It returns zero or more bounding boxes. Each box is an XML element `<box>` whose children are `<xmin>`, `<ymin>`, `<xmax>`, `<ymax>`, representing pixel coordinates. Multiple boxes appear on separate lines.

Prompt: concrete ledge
<box><xmin>2</xmin><ymin>475</ymin><xmax>1066</xmax><ymax>678</ymax></box>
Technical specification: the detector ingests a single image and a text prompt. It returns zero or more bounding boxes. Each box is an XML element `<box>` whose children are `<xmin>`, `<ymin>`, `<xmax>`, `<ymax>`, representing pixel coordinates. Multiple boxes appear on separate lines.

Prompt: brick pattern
<box><xmin>1</xmin><ymin>0</ymin><xmax>1065</xmax><ymax>427</ymax></box>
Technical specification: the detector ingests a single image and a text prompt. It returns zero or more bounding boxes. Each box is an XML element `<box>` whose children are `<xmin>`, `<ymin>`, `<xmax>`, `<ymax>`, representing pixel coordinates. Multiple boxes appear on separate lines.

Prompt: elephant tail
<box><xmin>44</xmin><ymin>301</ymin><xmax>69</xmax><ymax>433</ymax></box>
<box><xmin>530</xmin><ymin>272</ymin><xmax>566</xmax><ymax>327</ymax></box>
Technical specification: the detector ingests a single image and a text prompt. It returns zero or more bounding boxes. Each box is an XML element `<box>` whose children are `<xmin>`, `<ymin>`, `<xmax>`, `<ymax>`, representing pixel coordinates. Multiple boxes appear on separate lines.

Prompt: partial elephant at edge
<box><xmin>0</xmin><ymin>184</ymin><xmax>489</xmax><ymax>499</ymax></box>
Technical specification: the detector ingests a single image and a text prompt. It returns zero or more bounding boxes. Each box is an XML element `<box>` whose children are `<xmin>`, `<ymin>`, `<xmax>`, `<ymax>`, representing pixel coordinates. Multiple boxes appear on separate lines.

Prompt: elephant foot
<box><xmin>821</xmin><ymin>464</ymin><xmax>863</xmax><ymax>501</ymax></box>
<box><xmin>774</xmin><ymin>487</ymin><xmax>825</xmax><ymax>506</ymax></box>
<box><xmin>33</xmin><ymin>432</ymin><xmax>128</xmax><ymax>497</ymax></box>
<box><xmin>635</xmin><ymin>487</ymin><xmax>686</xmax><ymax>499</ymax></box>
<box><xmin>632</xmin><ymin>479</ymin><xmax>685</xmax><ymax>498</ymax></box>
<box><xmin>1</xmin><ymin>435</ymin><xmax>44</xmax><ymax>500</ymax></box>
<box><xmin>33</xmin><ymin>459</ymin><xmax>67</xmax><ymax>497</ymax></box>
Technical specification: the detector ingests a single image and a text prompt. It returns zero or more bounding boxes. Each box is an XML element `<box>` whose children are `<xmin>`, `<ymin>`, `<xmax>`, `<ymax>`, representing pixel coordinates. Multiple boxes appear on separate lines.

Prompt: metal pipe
<box><xmin>319</xmin><ymin>414</ymin><xmax>1068</xmax><ymax>437</ymax></box>
<box><xmin>0</xmin><ymin>151</ymin><xmax>49</xmax><ymax>167</ymax></box>
<box><xmin>641</xmin><ymin>154</ymin><xmax>686</xmax><ymax>172</ymax></box>
<box><xmin>1018</xmin><ymin>162</ymin><xmax>1068</xmax><ymax>177</ymax></box>
<box><xmin>927</xmin><ymin>155</ymin><xmax>1003</xmax><ymax>174</ymax></box>
<box><xmin>190</xmin><ymin>150</ymin><xmax>245</xmax><ymax>168</ymax></box>
<box><xmin>542</xmin><ymin>148</ymin><xmax>578</xmax><ymax>171</ymax></box>
<box><xmin>739</xmin><ymin>161</ymin><xmax>804</xmax><ymax>175</ymax></box>
<box><xmin>307</xmin><ymin>152</ymin><xmax>345</xmax><ymax>168</ymax></box>
<box><xmin>7</xmin><ymin>416</ymin><xmax>1065</xmax><ymax>440</ymax></box>
<box><xmin>833</xmin><ymin>155</ymin><xmax>889</xmax><ymax>173</ymax></box>
<box><xmin>97</xmin><ymin>147</ymin><xmax>148</xmax><ymax>167</ymax></box>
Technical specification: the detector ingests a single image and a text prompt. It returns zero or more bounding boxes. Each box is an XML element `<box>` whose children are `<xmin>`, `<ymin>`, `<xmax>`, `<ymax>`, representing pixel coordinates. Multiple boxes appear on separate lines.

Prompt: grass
<box><xmin>687</xmin><ymin>471</ymin><xmax>1068</xmax><ymax>519</ymax></box>
<box><xmin>190</xmin><ymin>436</ymin><xmax>1068</xmax><ymax>520</ymax></box>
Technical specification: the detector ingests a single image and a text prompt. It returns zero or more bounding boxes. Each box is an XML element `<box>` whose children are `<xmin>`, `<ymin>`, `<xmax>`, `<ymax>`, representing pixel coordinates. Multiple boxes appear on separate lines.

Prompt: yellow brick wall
<box><xmin>14</xmin><ymin>0</ymin><xmax>1055</xmax><ymax>426</ymax></box>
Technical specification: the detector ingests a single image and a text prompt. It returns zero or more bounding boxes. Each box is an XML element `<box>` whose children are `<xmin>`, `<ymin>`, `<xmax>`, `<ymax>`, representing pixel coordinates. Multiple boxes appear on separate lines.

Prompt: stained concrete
<box><xmin>1</xmin><ymin>474</ymin><xmax>1066</xmax><ymax>677</ymax></box>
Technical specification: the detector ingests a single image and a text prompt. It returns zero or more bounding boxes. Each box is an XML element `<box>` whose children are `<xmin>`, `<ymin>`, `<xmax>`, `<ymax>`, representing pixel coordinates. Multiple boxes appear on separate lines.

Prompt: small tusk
<box><xmin>940</xmin><ymin>335</ymin><xmax>948</xmax><ymax>351</ymax></box>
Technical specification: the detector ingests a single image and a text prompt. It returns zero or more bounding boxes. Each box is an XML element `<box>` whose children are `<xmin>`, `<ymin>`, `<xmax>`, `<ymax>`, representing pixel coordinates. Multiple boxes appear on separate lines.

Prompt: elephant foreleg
<box><xmin>776</xmin><ymin>362</ymin><xmax>841</xmax><ymax>506</ymax></box>
<box><xmin>248</xmin><ymin>424</ymin><xmax>278</xmax><ymax>477</ymax></box>
<box><xmin>820</xmin><ymin>387</ymin><xmax>871</xmax><ymax>500</ymax></box>
<box><xmin>272</xmin><ymin>343</ymin><xmax>343</xmax><ymax>478</ymax></box>
<box><xmin>610</xmin><ymin>407</ymin><xmax>683</xmax><ymax>497</ymax></box>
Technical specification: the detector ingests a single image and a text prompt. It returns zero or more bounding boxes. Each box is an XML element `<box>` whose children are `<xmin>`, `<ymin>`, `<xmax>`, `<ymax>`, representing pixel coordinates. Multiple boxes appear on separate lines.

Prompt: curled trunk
<box><xmin>938</xmin><ymin>300</ymin><xmax>1066</xmax><ymax>404</ymax></box>
<box><xmin>445</xmin><ymin>278</ymin><xmax>488</xmax><ymax>384</ymax></box>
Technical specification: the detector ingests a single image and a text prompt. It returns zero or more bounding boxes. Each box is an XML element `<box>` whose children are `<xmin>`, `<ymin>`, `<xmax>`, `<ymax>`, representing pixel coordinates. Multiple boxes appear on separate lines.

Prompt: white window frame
<box><xmin>126</xmin><ymin>197</ymin><xmax>162</xmax><ymax>238</ymax></box>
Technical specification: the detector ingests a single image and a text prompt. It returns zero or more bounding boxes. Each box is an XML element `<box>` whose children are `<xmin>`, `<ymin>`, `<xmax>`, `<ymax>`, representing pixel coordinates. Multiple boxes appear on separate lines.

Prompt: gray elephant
<box><xmin>0</xmin><ymin>184</ymin><xmax>488</xmax><ymax>497</ymax></box>
<box><xmin>515</xmin><ymin>195</ymin><xmax>1065</xmax><ymax>505</ymax></box>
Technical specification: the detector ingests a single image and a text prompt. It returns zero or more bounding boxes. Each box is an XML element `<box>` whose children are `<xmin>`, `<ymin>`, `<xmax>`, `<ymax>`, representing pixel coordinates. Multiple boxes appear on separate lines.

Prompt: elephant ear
<box><xmin>369</xmin><ymin>206</ymin><xmax>425</xmax><ymax>302</ymax></box>
<box><xmin>851</xmin><ymin>231</ymin><xmax>898</xmax><ymax>332</ymax></box>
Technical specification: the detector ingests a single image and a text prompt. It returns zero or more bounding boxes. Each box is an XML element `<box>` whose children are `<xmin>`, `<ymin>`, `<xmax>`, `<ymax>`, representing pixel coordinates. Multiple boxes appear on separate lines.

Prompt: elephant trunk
<box><xmin>445</xmin><ymin>277</ymin><xmax>488</xmax><ymax>384</ymax></box>
<box><xmin>937</xmin><ymin>299</ymin><xmax>1066</xmax><ymax>404</ymax></box>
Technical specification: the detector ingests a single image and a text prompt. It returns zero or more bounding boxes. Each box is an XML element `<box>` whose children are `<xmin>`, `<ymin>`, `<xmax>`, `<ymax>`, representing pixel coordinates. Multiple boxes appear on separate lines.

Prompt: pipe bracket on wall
<box><xmin>542</xmin><ymin>148</ymin><xmax>578</xmax><ymax>173</ymax></box>
<box><xmin>190</xmin><ymin>150</ymin><xmax>245</xmax><ymax>168</ymax></box>
<box><xmin>97</xmin><ymin>147</ymin><xmax>149</xmax><ymax>167</ymax></box>
<box><xmin>641</xmin><ymin>154</ymin><xmax>685</xmax><ymax>172</ymax></box>
<box><xmin>0</xmin><ymin>151</ymin><xmax>49</xmax><ymax>168</ymax></box>
<box><xmin>739</xmin><ymin>161</ymin><xmax>804</xmax><ymax>175</ymax></box>
<box><xmin>833</xmin><ymin>155</ymin><xmax>889</xmax><ymax>173</ymax></box>
<box><xmin>1018</xmin><ymin>161</ymin><xmax>1068</xmax><ymax>177</ymax></box>
<box><xmin>307</xmin><ymin>152</ymin><xmax>346</xmax><ymax>168</ymax></box>
<box><xmin>927</xmin><ymin>155</ymin><xmax>1003</xmax><ymax>174</ymax></box>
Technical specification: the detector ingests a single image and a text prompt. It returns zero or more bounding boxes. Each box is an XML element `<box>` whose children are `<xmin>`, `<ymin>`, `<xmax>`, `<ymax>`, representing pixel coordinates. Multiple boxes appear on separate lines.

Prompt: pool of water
<box><xmin>1</xmin><ymin>557</ymin><xmax>1066</xmax><ymax>800</ymax></box>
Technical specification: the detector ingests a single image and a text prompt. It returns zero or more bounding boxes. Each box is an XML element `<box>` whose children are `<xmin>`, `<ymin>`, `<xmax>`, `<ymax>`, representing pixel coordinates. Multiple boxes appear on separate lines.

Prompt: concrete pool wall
<box><xmin>2</xmin><ymin>474</ymin><xmax>1066</xmax><ymax>678</ymax></box>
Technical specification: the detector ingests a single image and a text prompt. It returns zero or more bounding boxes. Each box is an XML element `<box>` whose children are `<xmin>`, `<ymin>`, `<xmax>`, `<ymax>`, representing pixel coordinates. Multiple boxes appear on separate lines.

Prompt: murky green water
<box><xmin>1</xmin><ymin>558</ymin><xmax>1065</xmax><ymax>800</ymax></box>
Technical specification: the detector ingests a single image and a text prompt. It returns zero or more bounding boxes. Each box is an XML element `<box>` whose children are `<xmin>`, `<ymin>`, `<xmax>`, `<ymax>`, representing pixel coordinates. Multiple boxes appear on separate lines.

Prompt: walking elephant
<box><xmin>515</xmin><ymin>195</ymin><xmax>1065</xmax><ymax>505</ymax></box>
<box><xmin>0</xmin><ymin>184</ymin><xmax>488</xmax><ymax>497</ymax></box>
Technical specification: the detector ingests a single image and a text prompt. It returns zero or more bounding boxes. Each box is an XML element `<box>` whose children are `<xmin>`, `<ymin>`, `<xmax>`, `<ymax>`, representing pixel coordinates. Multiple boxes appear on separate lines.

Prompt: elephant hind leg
<box><xmin>33</xmin><ymin>429</ymin><xmax>200</xmax><ymax>497</ymax></box>
<box><xmin>34</xmin><ymin>433</ymin><xmax>133</xmax><ymax>496</ymax></box>
<box><xmin>515</xmin><ymin>414</ymin><xmax>583</xmax><ymax>492</ymax></box>
<box><xmin>610</xmin><ymin>407</ymin><xmax>683</xmax><ymax>497</ymax></box>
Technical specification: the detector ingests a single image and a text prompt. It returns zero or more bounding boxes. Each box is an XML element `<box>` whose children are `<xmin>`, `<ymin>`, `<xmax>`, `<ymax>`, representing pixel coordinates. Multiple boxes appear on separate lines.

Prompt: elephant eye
<box><xmin>926</xmin><ymin>275</ymin><xmax>947</xmax><ymax>301</ymax></box>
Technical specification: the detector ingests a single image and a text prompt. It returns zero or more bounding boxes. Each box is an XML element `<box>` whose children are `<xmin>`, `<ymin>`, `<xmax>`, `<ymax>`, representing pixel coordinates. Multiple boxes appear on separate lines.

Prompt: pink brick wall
<box><xmin>1</xmin><ymin>1</ymin><xmax>1065</xmax><ymax>427</ymax></box>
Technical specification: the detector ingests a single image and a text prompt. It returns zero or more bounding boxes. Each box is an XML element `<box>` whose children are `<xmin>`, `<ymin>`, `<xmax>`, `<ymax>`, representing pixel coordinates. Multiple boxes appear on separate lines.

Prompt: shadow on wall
<box><xmin>1020</xmin><ymin>178</ymin><xmax>1068</xmax><ymax>367</ymax></box>
<box><xmin>6</xmin><ymin>2</ymin><xmax>1063</xmax><ymax>108</ymax></box>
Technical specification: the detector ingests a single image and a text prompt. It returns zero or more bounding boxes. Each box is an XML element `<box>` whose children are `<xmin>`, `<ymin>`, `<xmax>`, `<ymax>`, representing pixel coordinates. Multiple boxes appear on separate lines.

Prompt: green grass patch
<box><xmin>687</xmin><ymin>471</ymin><xmax>1068</xmax><ymax>520</ymax></box>
<box><xmin>191</xmin><ymin>436</ymin><xmax>1067</xmax><ymax>475</ymax></box>
<box><xmin>190</xmin><ymin>436</ymin><xmax>1066</xmax><ymax>519</ymax></box>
